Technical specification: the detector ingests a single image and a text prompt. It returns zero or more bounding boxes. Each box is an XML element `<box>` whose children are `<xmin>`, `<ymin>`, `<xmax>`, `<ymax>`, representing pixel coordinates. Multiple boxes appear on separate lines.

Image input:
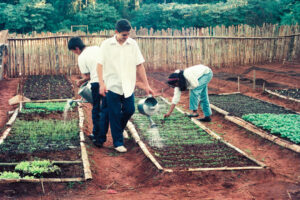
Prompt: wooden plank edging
<box><xmin>225</xmin><ymin>115</ymin><xmax>300</xmax><ymax>153</ymax></box>
<box><xmin>0</xmin><ymin>127</ymin><xmax>11</xmax><ymax>145</ymax></box>
<box><xmin>126</xmin><ymin>121</ymin><xmax>164</xmax><ymax>171</ymax></box>
<box><xmin>21</xmin><ymin>99</ymin><xmax>70</xmax><ymax>103</ymax></box>
<box><xmin>6</xmin><ymin>107</ymin><xmax>19</xmax><ymax>126</ymax></box>
<box><xmin>0</xmin><ymin>177</ymin><xmax>85</xmax><ymax>183</ymax></box>
<box><xmin>265</xmin><ymin>89</ymin><xmax>300</xmax><ymax>103</ymax></box>
<box><xmin>78</xmin><ymin>105</ymin><xmax>92</xmax><ymax>180</ymax></box>
<box><xmin>0</xmin><ymin>160</ymin><xmax>82</xmax><ymax>166</ymax></box>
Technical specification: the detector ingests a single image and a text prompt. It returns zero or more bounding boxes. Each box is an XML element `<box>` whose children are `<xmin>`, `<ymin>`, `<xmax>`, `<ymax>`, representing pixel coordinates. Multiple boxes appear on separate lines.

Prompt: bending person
<box><xmin>164</xmin><ymin>64</ymin><xmax>213</xmax><ymax>122</ymax></box>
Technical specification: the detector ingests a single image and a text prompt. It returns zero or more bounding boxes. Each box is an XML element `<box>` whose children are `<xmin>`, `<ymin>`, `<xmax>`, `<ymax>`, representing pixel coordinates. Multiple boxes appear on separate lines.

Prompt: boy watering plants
<box><xmin>164</xmin><ymin>64</ymin><xmax>213</xmax><ymax>122</ymax></box>
<box><xmin>97</xmin><ymin>19</ymin><xmax>155</xmax><ymax>153</ymax></box>
<box><xmin>68</xmin><ymin>37</ymin><xmax>108</xmax><ymax>147</ymax></box>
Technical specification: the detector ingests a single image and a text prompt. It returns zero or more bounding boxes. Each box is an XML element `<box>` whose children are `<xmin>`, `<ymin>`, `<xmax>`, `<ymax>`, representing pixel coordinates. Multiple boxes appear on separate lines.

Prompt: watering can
<box><xmin>68</xmin><ymin>81</ymin><xmax>93</xmax><ymax>105</ymax></box>
<box><xmin>137</xmin><ymin>96</ymin><xmax>159</xmax><ymax>128</ymax></box>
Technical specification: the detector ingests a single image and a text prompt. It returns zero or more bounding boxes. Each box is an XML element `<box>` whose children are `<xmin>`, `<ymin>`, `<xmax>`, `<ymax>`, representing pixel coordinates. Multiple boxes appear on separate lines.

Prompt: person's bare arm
<box><xmin>97</xmin><ymin>63</ymin><xmax>107</xmax><ymax>96</ymax></box>
<box><xmin>136</xmin><ymin>64</ymin><xmax>155</xmax><ymax>96</ymax></box>
<box><xmin>76</xmin><ymin>74</ymin><xmax>90</xmax><ymax>87</ymax></box>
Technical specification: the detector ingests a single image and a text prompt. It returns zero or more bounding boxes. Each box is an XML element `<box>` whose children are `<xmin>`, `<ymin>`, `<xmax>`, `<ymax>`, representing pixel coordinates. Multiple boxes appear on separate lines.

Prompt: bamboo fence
<box><xmin>7</xmin><ymin>24</ymin><xmax>300</xmax><ymax>77</ymax></box>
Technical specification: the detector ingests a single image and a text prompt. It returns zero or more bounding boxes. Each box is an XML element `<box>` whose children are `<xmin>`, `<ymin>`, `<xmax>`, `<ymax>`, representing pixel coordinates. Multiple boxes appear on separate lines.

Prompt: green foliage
<box><xmin>15</xmin><ymin>160</ymin><xmax>61</xmax><ymax>177</ymax></box>
<box><xmin>0</xmin><ymin>119</ymin><xmax>79</xmax><ymax>153</ymax></box>
<box><xmin>73</xmin><ymin>3</ymin><xmax>120</xmax><ymax>32</ymax></box>
<box><xmin>0</xmin><ymin>0</ymin><xmax>298</xmax><ymax>33</ymax></box>
<box><xmin>242</xmin><ymin>114</ymin><xmax>300</xmax><ymax>144</ymax></box>
<box><xmin>24</xmin><ymin>102</ymin><xmax>75</xmax><ymax>112</ymax></box>
<box><xmin>280</xmin><ymin>0</ymin><xmax>300</xmax><ymax>25</ymax></box>
<box><xmin>0</xmin><ymin>171</ymin><xmax>21</xmax><ymax>179</ymax></box>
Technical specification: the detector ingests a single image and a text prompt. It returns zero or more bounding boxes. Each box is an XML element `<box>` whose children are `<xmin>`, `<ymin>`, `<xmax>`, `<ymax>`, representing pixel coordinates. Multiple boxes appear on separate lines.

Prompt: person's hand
<box><xmin>75</xmin><ymin>79</ymin><xmax>82</xmax><ymax>87</ymax></box>
<box><xmin>144</xmin><ymin>86</ymin><xmax>156</xmax><ymax>96</ymax></box>
<box><xmin>164</xmin><ymin>113</ymin><xmax>171</xmax><ymax>118</ymax></box>
<box><xmin>100</xmin><ymin>84</ymin><xmax>108</xmax><ymax>97</ymax></box>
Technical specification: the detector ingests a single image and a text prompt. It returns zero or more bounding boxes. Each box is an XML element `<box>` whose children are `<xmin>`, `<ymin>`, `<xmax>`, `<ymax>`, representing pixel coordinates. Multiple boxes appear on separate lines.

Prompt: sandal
<box><xmin>186</xmin><ymin>113</ymin><xmax>199</xmax><ymax>118</ymax></box>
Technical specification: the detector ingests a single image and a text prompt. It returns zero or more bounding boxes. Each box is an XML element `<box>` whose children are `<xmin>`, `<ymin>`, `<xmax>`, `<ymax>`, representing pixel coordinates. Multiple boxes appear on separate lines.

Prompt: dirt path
<box><xmin>0</xmin><ymin>78</ymin><xmax>19</xmax><ymax>132</ymax></box>
<box><xmin>1</xmin><ymin>63</ymin><xmax>300</xmax><ymax>199</ymax></box>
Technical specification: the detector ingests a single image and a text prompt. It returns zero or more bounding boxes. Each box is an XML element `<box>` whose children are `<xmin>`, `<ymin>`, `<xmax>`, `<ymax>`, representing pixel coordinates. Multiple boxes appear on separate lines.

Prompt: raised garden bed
<box><xmin>23</xmin><ymin>75</ymin><xmax>73</xmax><ymax>100</ymax></box>
<box><xmin>129</xmin><ymin>97</ymin><xmax>264</xmax><ymax>171</ymax></box>
<box><xmin>209</xmin><ymin>93</ymin><xmax>296</xmax><ymax>118</ymax></box>
<box><xmin>209</xmin><ymin>93</ymin><xmax>300</xmax><ymax>152</ymax></box>
<box><xmin>265</xmin><ymin>88</ymin><xmax>300</xmax><ymax>102</ymax></box>
<box><xmin>0</xmin><ymin>102</ymin><xmax>91</xmax><ymax>182</ymax></box>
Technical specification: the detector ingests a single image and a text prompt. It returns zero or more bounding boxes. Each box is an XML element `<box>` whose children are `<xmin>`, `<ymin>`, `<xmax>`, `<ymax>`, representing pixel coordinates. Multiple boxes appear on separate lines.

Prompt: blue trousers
<box><xmin>189</xmin><ymin>70</ymin><xmax>213</xmax><ymax>117</ymax></box>
<box><xmin>91</xmin><ymin>83</ymin><xmax>109</xmax><ymax>142</ymax></box>
<box><xmin>106</xmin><ymin>91</ymin><xmax>135</xmax><ymax>147</ymax></box>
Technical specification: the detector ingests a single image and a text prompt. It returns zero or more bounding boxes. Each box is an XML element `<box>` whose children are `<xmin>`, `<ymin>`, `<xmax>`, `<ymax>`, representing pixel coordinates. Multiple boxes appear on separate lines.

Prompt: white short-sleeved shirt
<box><xmin>98</xmin><ymin>35</ymin><xmax>145</xmax><ymax>98</ymax></box>
<box><xmin>78</xmin><ymin>46</ymin><xmax>101</xmax><ymax>83</ymax></box>
<box><xmin>172</xmin><ymin>64</ymin><xmax>211</xmax><ymax>105</ymax></box>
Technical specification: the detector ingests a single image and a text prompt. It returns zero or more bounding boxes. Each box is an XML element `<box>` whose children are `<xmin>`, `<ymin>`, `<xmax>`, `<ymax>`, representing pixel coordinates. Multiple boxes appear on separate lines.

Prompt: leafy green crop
<box><xmin>242</xmin><ymin>114</ymin><xmax>300</xmax><ymax>144</ymax></box>
<box><xmin>24</xmin><ymin>102</ymin><xmax>75</xmax><ymax>112</ymax></box>
<box><xmin>15</xmin><ymin>160</ymin><xmax>60</xmax><ymax>177</ymax></box>
<box><xmin>0</xmin><ymin>119</ymin><xmax>79</xmax><ymax>153</ymax></box>
<box><xmin>0</xmin><ymin>171</ymin><xmax>21</xmax><ymax>179</ymax></box>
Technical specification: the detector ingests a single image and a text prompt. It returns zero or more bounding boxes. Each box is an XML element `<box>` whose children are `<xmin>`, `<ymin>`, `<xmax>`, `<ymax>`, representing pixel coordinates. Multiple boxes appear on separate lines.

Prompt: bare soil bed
<box><xmin>23</xmin><ymin>75</ymin><xmax>73</xmax><ymax>100</ymax></box>
<box><xmin>0</xmin><ymin>63</ymin><xmax>300</xmax><ymax>200</ymax></box>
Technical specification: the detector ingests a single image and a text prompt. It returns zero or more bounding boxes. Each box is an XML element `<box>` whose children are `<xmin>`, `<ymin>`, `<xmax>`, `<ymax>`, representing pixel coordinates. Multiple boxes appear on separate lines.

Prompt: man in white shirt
<box><xmin>97</xmin><ymin>19</ymin><xmax>155</xmax><ymax>153</ymax></box>
<box><xmin>164</xmin><ymin>64</ymin><xmax>213</xmax><ymax>122</ymax></box>
<box><xmin>68</xmin><ymin>37</ymin><xmax>108</xmax><ymax>147</ymax></box>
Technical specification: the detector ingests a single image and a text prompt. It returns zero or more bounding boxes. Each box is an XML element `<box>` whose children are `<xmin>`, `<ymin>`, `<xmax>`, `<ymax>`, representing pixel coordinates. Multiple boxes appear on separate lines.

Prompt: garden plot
<box><xmin>129</xmin><ymin>97</ymin><xmax>264</xmax><ymax>171</ymax></box>
<box><xmin>209</xmin><ymin>93</ymin><xmax>300</xmax><ymax>152</ymax></box>
<box><xmin>265</xmin><ymin>88</ymin><xmax>300</xmax><ymax>102</ymax></box>
<box><xmin>23</xmin><ymin>75</ymin><xmax>73</xmax><ymax>100</ymax></box>
<box><xmin>0</xmin><ymin>102</ymin><xmax>91</xmax><ymax>182</ymax></box>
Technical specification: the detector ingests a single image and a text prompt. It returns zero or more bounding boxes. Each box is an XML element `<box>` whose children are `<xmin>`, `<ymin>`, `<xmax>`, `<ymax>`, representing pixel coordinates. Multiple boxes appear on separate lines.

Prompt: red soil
<box><xmin>0</xmin><ymin>63</ymin><xmax>300</xmax><ymax>200</ymax></box>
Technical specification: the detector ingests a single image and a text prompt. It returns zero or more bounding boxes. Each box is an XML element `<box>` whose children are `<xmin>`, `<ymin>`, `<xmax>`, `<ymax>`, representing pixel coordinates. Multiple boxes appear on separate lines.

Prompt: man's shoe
<box><xmin>114</xmin><ymin>146</ymin><xmax>127</xmax><ymax>153</ymax></box>
<box><xmin>197</xmin><ymin>116</ymin><xmax>211</xmax><ymax>122</ymax></box>
<box><xmin>186</xmin><ymin>113</ymin><xmax>199</xmax><ymax>118</ymax></box>
<box><xmin>88</xmin><ymin>134</ymin><xmax>95</xmax><ymax>141</ymax></box>
<box><xmin>93</xmin><ymin>141</ymin><xmax>103</xmax><ymax>148</ymax></box>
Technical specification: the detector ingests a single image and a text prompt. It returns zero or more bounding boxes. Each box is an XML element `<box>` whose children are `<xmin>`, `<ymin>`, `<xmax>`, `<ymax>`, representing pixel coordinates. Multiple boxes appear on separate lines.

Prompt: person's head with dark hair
<box><xmin>68</xmin><ymin>37</ymin><xmax>86</xmax><ymax>55</ymax></box>
<box><xmin>115</xmin><ymin>19</ymin><xmax>131</xmax><ymax>32</ymax></box>
<box><xmin>167</xmin><ymin>73</ymin><xmax>179</xmax><ymax>88</ymax></box>
<box><xmin>167</xmin><ymin>70</ymin><xmax>187</xmax><ymax>91</ymax></box>
<box><xmin>115</xmin><ymin>19</ymin><xmax>131</xmax><ymax>44</ymax></box>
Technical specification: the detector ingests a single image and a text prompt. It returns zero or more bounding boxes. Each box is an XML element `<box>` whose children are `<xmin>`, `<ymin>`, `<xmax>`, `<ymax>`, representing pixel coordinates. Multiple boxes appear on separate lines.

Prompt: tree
<box><xmin>72</xmin><ymin>3</ymin><xmax>120</xmax><ymax>32</ymax></box>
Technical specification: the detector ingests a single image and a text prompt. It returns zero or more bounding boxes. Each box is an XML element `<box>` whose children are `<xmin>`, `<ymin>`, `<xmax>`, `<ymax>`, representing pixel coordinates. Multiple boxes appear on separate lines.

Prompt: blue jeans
<box><xmin>91</xmin><ymin>83</ymin><xmax>109</xmax><ymax>142</ymax></box>
<box><xmin>189</xmin><ymin>70</ymin><xmax>213</xmax><ymax>117</ymax></box>
<box><xmin>106</xmin><ymin>91</ymin><xmax>135</xmax><ymax>147</ymax></box>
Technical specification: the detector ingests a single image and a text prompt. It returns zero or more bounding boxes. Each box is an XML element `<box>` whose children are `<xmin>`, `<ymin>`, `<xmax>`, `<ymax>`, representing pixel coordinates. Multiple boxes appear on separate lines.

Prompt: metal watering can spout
<box><xmin>67</xmin><ymin>99</ymin><xmax>85</xmax><ymax>106</ymax></box>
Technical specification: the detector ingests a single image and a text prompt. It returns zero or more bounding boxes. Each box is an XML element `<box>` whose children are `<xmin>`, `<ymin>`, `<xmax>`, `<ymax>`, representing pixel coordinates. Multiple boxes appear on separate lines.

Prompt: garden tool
<box><xmin>68</xmin><ymin>81</ymin><xmax>93</xmax><ymax>106</ymax></box>
<box><xmin>137</xmin><ymin>95</ymin><xmax>159</xmax><ymax>128</ymax></box>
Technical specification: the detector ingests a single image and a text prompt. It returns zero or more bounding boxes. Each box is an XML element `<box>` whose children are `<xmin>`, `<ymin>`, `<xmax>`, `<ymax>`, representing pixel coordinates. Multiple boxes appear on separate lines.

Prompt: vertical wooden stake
<box><xmin>48</xmin><ymin>83</ymin><xmax>51</xmax><ymax>100</ymax></box>
<box><xmin>253</xmin><ymin>70</ymin><xmax>256</xmax><ymax>90</ymax></box>
<box><xmin>237</xmin><ymin>76</ymin><xmax>240</xmax><ymax>92</ymax></box>
<box><xmin>262</xmin><ymin>81</ymin><xmax>265</xmax><ymax>91</ymax></box>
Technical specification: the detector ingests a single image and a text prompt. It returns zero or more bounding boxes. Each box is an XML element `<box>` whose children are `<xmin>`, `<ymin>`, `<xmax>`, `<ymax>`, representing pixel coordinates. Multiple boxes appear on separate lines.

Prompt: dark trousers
<box><xmin>106</xmin><ymin>91</ymin><xmax>135</xmax><ymax>147</ymax></box>
<box><xmin>91</xmin><ymin>83</ymin><xmax>101</xmax><ymax>136</ymax></box>
<box><xmin>96</xmin><ymin>96</ymin><xmax>109</xmax><ymax>143</ymax></box>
